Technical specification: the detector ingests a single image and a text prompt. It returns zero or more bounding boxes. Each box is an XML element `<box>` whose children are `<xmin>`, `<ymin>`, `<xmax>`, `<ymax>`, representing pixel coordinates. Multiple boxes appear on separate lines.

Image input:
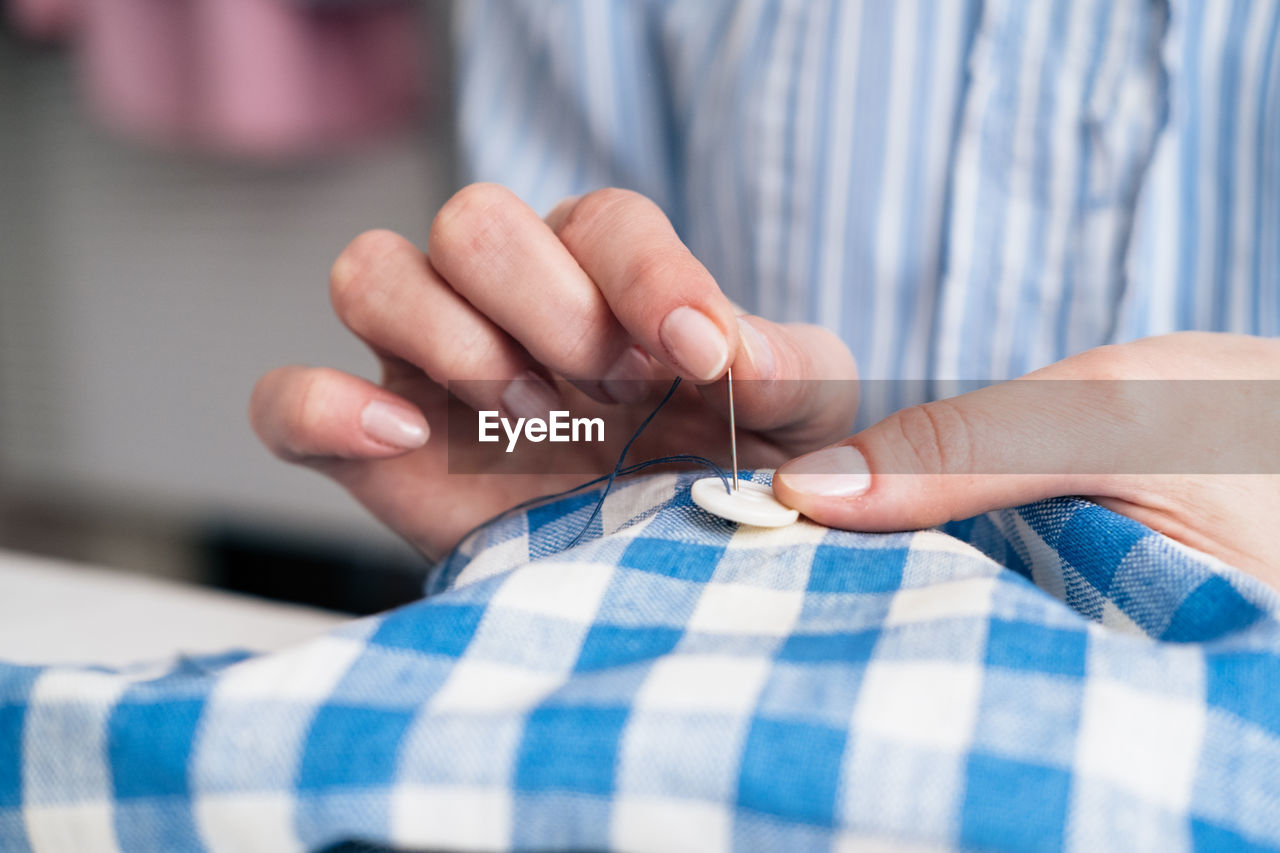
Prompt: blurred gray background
<box><xmin>0</xmin><ymin>11</ymin><xmax>455</xmax><ymax>610</ymax></box>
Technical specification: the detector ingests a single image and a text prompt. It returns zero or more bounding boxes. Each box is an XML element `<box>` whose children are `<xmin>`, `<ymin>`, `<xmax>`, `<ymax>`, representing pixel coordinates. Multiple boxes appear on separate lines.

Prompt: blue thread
<box><xmin>447</xmin><ymin>377</ymin><xmax>731</xmax><ymax>558</ymax></box>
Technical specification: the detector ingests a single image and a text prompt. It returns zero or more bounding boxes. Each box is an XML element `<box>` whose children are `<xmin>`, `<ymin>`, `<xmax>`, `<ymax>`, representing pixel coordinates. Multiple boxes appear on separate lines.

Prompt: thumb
<box><xmin>772</xmin><ymin>381</ymin><xmax>1115</xmax><ymax>531</ymax></box>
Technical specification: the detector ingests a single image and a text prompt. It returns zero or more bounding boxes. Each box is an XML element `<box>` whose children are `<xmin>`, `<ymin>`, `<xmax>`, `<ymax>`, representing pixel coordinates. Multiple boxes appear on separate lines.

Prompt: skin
<box><xmin>773</xmin><ymin>332</ymin><xmax>1280</xmax><ymax>590</ymax></box>
<box><xmin>250</xmin><ymin>185</ymin><xmax>856</xmax><ymax>558</ymax></box>
<box><xmin>250</xmin><ymin>184</ymin><xmax>1280</xmax><ymax>591</ymax></box>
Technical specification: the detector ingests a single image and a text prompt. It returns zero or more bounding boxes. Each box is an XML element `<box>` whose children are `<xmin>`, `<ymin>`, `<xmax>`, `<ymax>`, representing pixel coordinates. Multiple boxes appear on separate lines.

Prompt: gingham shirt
<box><xmin>2</xmin><ymin>472</ymin><xmax>1278</xmax><ymax>851</ymax></box>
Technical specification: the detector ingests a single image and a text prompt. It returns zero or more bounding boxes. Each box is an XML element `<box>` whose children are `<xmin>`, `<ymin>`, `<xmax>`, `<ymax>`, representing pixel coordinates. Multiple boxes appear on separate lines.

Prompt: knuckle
<box><xmin>429</xmin><ymin>182</ymin><xmax>518</xmax><ymax>260</ymax></box>
<box><xmin>557</xmin><ymin>186</ymin><xmax>647</xmax><ymax>247</ymax></box>
<box><xmin>443</xmin><ymin>342</ymin><xmax>490</xmax><ymax>381</ymax></box>
<box><xmin>286</xmin><ymin>368</ymin><xmax>338</xmax><ymax>457</ymax></box>
<box><xmin>248</xmin><ymin>368</ymin><xmax>288</xmax><ymax>436</ymax></box>
<box><xmin>611</xmin><ymin>250</ymin><xmax>703</xmax><ymax>335</ymax></box>
<box><xmin>1060</xmin><ymin>343</ymin><xmax>1140</xmax><ymax>382</ymax></box>
<box><xmin>891</xmin><ymin>400</ymin><xmax>975</xmax><ymax>475</ymax></box>
<box><xmin>436</xmin><ymin>327</ymin><xmax>503</xmax><ymax>381</ymax></box>
<box><xmin>792</xmin><ymin>323</ymin><xmax>859</xmax><ymax>381</ymax></box>
<box><xmin>330</xmin><ymin>229</ymin><xmax>413</xmax><ymax>324</ymax></box>
<box><xmin>1158</xmin><ymin>330</ymin><xmax>1215</xmax><ymax>350</ymax></box>
<box><xmin>617</xmin><ymin>250</ymin><xmax>681</xmax><ymax>298</ymax></box>
<box><xmin>545</xmin><ymin>309</ymin><xmax>614</xmax><ymax>374</ymax></box>
<box><xmin>1059</xmin><ymin>344</ymin><xmax>1153</xmax><ymax>427</ymax></box>
<box><xmin>250</xmin><ymin>366</ymin><xmax>333</xmax><ymax>462</ymax></box>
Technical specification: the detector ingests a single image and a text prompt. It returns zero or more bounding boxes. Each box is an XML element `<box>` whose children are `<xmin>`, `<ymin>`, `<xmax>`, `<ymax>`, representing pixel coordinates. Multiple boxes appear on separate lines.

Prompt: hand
<box><xmin>774</xmin><ymin>332</ymin><xmax>1280</xmax><ymax>590</ymax></box>
<box><xmin>251</xmin><ymin>184</ymin><xmax>857</xmax><ymax>559</ymax></box>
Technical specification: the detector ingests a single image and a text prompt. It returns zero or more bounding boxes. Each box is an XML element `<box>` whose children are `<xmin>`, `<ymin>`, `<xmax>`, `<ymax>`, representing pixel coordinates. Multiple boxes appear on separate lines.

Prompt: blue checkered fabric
<box><xmin>2</xmin><ymin>470</ymin><xmax>1279</xmax><ymax>852</ymax></box>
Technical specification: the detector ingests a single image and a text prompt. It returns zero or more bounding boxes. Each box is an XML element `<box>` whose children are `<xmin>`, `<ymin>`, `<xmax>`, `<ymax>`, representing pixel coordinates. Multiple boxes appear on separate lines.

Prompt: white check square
<box><xmin>454</xmin><ymin>534</ymin><xmax>530</xmax><ymax>589</ymax></box>
<box><xmin>730</xmin><ymin>517</ymin><xmax>830</xmax><ymax>549</ymax></box>
<box><xmin>391</xmin><ymin>784</ymin><xmax>511</xmax><ymax>851</ymax></box>
<box><xmin>604</xmin><ymin>476</ymin><xmax>677</xmax><ymax>534</ymax></box>
<box><xmin>488</xmin><ymin>560</ymin><xmax>614</xmax><ymax>623</ymax></box>
<box><xmin>1077</xmin><ymin>678</ymin><xmax>1205</xmax><ymax>811</ymax></box>
<box><xmin>195</xmin><ymin>792</ymin><xmax>301</xmax><ymax>853</ymax></box>
<box><xmin>25</xmin><ymin>802</ymin><xmax>120</xmax><ymax>853</ymax></box>
<box><xmin>215</xmin><ymin>636</ymin><xmax>365</xmax><ymax>701</ymax></box>
<box><xmin>430</xmin><ymin>660</ymin><xmax>564</xmax><ymax>713</ymax></box>
<box><xmin>24</xmin><ymin>671</ymin><xmax>124</xmax><ymax>806</ymax></box>
<box><xmin>687</xmin><ymin>582</ymin><xmax>805</xmax><ymax>636</ymax></box>
<box><xmin>636</xmin><ymin>654</ymin><xmax>770</xmax><ymax>713</ymax></box>
<box><xmin>885</xmin><ymin>577</ymin><xmax>996</xmax><ymax>626</ymax></box>
<box><xmin>854</xmin><ymin>661</ymin><xmax>982</xmax><ymax>751</ymax></box>
<box><xmin>834</xmin><ymin>831</ymin><xmax>950</xmax><ymax>853</ymax></box>
<box><xmin>611</xmin><ymin>795</ymin><xmax>730</xmax><ymax>853</ymax></box>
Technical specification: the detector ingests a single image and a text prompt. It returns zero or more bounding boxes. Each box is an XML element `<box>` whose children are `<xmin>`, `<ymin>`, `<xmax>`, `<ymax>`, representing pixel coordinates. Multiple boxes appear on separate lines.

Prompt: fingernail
<box><xmin>737</xmin><ymin>316</ymin><xmax>776</xmax><ymax>380</ymax></box>
<box><xmin>777</xmin><ymin>445</ymin><xmax>871</xmax><ymax>497</ymax></box>
<box><xmin>602</xmin><ymin>346</ymin><xmax>653</xmax><ymax>404</ymax></box>
<box><xmin>659</xmin><ymin>306</ymin><xmax>729</xmax><ymax>381</ymax></box>
<box><xmin>501</xmin><ymin>371</ymin><xmax>561</xmax><ymax>421</ymax></box>
<box><xmin>361</xmin><ymin>400</ymin><xmax>428</xmax><ymax>449</ymax></box>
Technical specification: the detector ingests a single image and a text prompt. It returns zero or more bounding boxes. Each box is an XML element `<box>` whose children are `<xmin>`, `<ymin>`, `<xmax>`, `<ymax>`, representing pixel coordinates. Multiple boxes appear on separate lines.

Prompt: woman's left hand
<box><xmin>774</xmin><ymin>332</ymin><xmax>1280</xmax><ymax>590</ymax></box>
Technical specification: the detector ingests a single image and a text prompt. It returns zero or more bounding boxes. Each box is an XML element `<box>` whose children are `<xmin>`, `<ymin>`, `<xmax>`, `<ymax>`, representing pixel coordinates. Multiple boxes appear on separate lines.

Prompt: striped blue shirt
<box><xmin>455</xmin><ymin>0</ymin><xmax>1280</xmax><ymax>397</ymax></box>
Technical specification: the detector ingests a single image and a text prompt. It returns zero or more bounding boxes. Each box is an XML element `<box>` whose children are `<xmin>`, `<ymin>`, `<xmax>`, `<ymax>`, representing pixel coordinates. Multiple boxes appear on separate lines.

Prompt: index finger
<box><xmin>553</xmin><ymin>188</ymin><xmax>740</xmax><ymax>383</ymax></box>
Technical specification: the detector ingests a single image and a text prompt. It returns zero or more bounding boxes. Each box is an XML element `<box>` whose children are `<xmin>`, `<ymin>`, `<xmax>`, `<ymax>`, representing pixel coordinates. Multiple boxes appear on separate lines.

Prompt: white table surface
<box><xmin>0</xmin><ymin>548</ymin><xmax>348</xmax><ymax>667</ymax></box>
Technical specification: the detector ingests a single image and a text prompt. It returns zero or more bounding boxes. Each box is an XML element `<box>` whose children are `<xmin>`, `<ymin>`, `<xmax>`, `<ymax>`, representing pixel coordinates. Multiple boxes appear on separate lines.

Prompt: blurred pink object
<box><xmin>79</xmin><ymin>0</ymin><xmax>191</xmax><ymax>147</ymax></box>
<box><xmin>78</xmin><ymin>0</ymin><xmax>422</xmax><ymax>158</ymax></box>
<box><xmin>6</xmin><ymin>0</ymin><xmax>81</xmax><ymax>41</ymax></box>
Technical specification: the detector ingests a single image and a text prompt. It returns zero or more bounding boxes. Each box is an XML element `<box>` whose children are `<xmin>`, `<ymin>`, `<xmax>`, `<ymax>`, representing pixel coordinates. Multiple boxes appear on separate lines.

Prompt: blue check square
<box><xmin>372</xmin><ymin>603</ymin><xmax>486</xmax><ymax>658</ymax></box>
<box><xmin>738</xmin><ymin>717</ymin><xmax>847</xmax><ymax>825</ymax></box>
<box><xmin>619</xmin><ymin>536</ymin><xmax>723</xmax><ymax>582</ymax></box>
<box><xmin>575</xmin><ymin>624</ymin><xmax>683</xmax><ymax>672</ymax></box>
<box><xmin>108</xmin><ymin>699</ymin><xmax>204</xmax><ymax>799</ymax></box>
<box><xmin>808</xmin><ymin>544</ymin><xmax>907</xmax><ymax>593</ymax></box>
<box><xmin>985</xmin><ymin>619</ymin><xmax>1087</xmax><ymax>678</ymax></box>
<box><xmin>516</xmin><ymin>706</ymin><xmax>630</xmax><ymax>796</ymax></box>
<box><xmin>296</xmin><ymin>705</ymin><xmax>416</xmax><ymax>790</ymax></box>
<box><xmin>961</xmin><ymin>753</ymin><xmax>1071</xmax><ymax>852</ymax></box>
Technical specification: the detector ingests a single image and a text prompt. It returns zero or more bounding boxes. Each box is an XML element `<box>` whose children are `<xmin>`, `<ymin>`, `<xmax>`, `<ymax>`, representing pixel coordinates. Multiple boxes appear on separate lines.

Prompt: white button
<box><xmin>690</xmin><ymin>478</ymin><xmax>800</xmax><ymax>528</ymax></box>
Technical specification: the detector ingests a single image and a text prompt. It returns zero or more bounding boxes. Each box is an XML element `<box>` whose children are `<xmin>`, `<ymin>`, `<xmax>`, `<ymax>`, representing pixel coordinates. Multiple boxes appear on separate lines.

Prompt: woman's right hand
<box><xmin>249</xmin><ymin>184</ymin><xmax>858</xmax><ymax>559</ymax></box>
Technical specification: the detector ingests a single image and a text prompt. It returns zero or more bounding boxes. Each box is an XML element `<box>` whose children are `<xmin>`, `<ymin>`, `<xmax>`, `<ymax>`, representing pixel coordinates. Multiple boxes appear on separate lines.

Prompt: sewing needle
<box><xmin>691</xmin><ymin>367</ymin><xmax>796</xmax><ymax>526</ymax></box>
<box><xmin>727</xmin><ymin>367</ymin><xmax>739</xmax><ymax>492</ymax></box>
<box><xmin>690</xmin><ymin>366</ymin><xmax>797</xmax><ymax>526</ymax></box>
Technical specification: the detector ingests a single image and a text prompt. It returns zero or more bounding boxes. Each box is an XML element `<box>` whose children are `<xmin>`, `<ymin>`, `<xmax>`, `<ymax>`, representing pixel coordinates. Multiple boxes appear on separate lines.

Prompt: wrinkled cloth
<box><xmin>2</xmin><ymin>470</ymin><xmax>1279</xmax><ymax>852</ymax></box>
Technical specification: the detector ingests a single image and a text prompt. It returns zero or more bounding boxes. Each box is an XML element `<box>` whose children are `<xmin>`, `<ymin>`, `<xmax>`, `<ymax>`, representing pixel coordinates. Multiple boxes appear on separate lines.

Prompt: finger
<box><xmin>545</xmin><ymin>193</ymin><xmax>661</xmax><ymax>404</ymax></box>
<box><xmin>552</xmin><ymin>188</ymin><xmax>741</xmax><ymax>384</ymax></box>
<box><xmin>772</xmin><ymin>379</ymin><xmax>1121</xmax><ymax>530</ymax></box>
<box><xmin>427</xmin><ymin>184</ymin><xmax>633</xmax><ymax>388</ymax></box>
<box><xmin>250</xmin><ymin>366</ymin><xmax>428</xmax><ymax>464</ymax></box>
<box><xmin>330</xmin><ymin>228</ymin><xmax>564</xmax><ymax>419</ymax></box>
